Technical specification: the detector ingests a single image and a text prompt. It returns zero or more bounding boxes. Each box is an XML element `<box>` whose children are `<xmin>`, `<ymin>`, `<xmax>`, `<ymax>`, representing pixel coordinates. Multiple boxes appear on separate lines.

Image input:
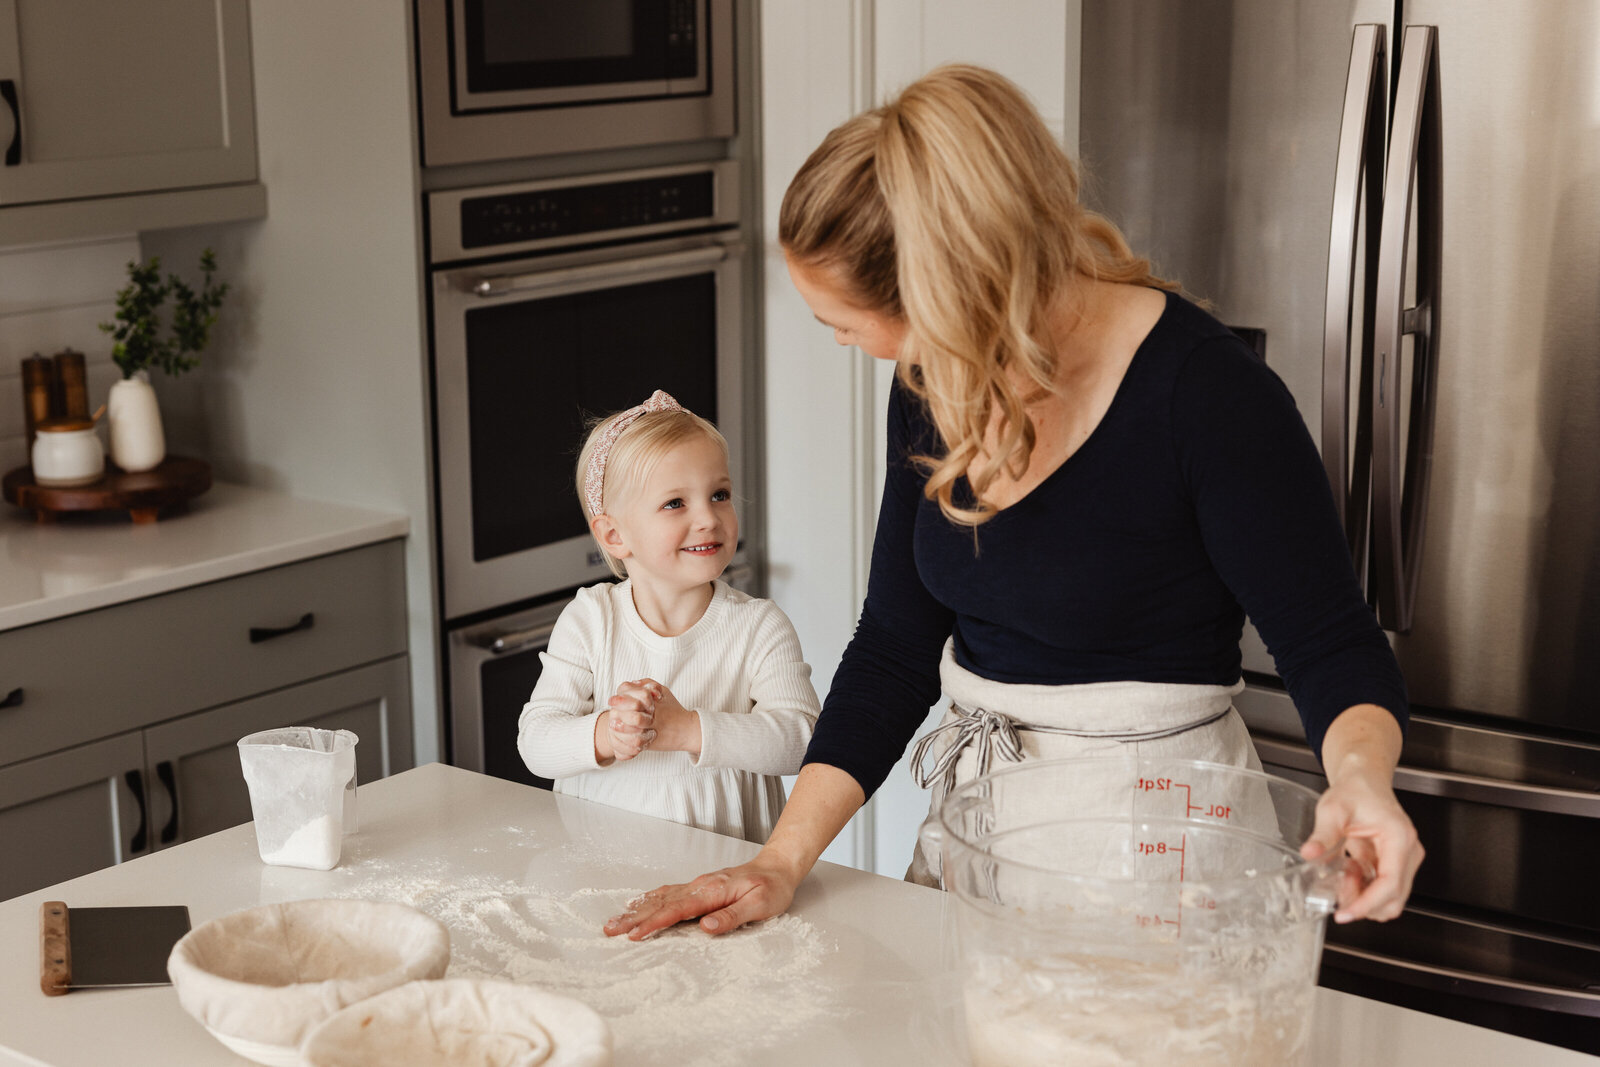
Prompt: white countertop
<box><xmin>0</xmin><ymin>482</ymin><xmax>409</xmax><ymax>632</ymax></box>
<box><xmin>0</xmin><ymin>763</ymin><xmax>1591</xmax><ymax>1067</ymax></box>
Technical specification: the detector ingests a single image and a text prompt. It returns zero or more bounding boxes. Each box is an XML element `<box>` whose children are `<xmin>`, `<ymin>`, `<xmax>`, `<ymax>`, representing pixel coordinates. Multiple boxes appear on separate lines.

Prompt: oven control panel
<box><xmin>431</xmin><ymin>162</ymin><xmax>740</xmax><ymax>262</ymax></box>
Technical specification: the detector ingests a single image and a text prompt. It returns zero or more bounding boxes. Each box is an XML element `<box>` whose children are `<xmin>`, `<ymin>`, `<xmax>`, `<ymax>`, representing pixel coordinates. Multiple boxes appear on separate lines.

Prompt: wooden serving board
<box><xmin>2</xmin><ymin>456</ymin><xmax>212</xmax><ymax>524</ymax></box>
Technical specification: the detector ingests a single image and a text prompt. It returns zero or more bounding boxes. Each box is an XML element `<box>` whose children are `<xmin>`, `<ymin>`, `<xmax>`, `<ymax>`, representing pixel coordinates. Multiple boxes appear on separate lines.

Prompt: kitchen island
<box><xmin>0</xmin><ymin>763</ymin><xmax>1592</xmax><ymax>1066</ymax></box>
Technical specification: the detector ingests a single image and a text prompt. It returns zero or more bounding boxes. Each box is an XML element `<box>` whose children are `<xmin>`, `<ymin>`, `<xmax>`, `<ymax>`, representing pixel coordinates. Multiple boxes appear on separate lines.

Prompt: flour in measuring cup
<box><xmin>262</xmin><ymin>814</ymin><xmax>341</xmax><ymax>869</ymax></box>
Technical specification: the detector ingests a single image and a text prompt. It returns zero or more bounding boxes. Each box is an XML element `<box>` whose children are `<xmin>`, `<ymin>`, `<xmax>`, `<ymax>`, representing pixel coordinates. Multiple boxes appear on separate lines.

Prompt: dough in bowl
<box><xmin>166</xmin><ymin>899</ymin><xmax>451</xmax><ymax>1066</ymax></box>
<box><xmin>299</xmin><ymin>978</ymin><xmax>612</xmax><ymax>1067</ymax></box>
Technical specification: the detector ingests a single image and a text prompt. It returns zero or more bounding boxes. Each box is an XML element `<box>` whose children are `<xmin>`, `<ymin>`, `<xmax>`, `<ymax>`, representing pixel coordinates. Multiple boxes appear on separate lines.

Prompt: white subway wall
<box><xmin>0</xmin><ymin>237</ymin><xmax>140</xmax><ymax>476</ymax></box>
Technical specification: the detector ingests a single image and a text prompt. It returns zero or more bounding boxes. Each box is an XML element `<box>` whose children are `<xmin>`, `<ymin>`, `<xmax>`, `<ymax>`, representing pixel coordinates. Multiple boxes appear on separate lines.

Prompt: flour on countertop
<box><xmin>323</xmin><ymin>859</ymin><xmax>839</xmax><ymax>1067</ymax></box>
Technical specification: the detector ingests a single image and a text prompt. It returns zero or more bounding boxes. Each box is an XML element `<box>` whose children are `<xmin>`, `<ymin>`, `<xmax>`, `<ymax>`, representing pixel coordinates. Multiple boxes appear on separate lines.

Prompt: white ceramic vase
<box><xmin>107</xmin><ymin>370</ymin><xmax>166</xmax><ymax>472</ymax></box>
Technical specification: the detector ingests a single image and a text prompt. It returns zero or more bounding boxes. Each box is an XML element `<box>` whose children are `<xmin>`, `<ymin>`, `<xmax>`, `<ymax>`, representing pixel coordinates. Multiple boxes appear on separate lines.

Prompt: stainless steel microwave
<box><xmin>414</xmin><ymin>0</ymin><xmax>736</xmax><ymax>166</ymax></box>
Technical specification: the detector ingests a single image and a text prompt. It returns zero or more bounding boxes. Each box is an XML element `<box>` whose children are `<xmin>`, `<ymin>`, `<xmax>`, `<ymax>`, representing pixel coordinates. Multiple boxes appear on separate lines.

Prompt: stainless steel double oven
<box><xmin>426</xmin><ymin>161</ymin><xmax>749</xmax><ymax>787</ymax></box>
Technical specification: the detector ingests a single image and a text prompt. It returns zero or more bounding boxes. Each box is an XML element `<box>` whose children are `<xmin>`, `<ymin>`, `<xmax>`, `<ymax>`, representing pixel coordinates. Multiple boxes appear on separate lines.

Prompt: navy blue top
<box><xmin>803</xmin><ymin>291</ymin><xmax>1408</xmax><ymax>799</ymax></box>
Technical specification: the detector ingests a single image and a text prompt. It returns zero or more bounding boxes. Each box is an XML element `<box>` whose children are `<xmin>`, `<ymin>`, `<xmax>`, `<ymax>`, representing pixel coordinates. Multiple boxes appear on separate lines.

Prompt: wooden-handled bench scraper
<box><xmin>39</xmin><ymin>901</ymin><xmax>191</xmax><ymax>995</ymax></box>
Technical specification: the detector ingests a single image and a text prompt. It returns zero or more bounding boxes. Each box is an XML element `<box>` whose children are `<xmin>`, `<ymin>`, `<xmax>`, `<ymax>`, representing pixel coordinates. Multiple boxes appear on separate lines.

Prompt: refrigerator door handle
<box><xmin>1322</xmin><ymin>24</ymin><xmax>1387</xmax><ymax>580</ymax></box>
<box><xmin>1371</xmin><ymin>24</ymin><xmax>1443</xmax><ymax>633</ymax></box>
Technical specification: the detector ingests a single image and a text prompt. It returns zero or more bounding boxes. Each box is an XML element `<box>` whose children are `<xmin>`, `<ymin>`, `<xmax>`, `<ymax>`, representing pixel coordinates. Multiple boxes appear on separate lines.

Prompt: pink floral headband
<box><xmin>583</xmin><ymin>390</ymin><xmax>686</xmax><ymax>517</ymax></box>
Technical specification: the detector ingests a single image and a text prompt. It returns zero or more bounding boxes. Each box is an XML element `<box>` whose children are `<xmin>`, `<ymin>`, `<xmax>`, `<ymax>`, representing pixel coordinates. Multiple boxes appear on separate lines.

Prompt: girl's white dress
<box><xmin>517</xmin><ymin>579</ymin><xmax>821</xmax><ymax>843</ymax></box>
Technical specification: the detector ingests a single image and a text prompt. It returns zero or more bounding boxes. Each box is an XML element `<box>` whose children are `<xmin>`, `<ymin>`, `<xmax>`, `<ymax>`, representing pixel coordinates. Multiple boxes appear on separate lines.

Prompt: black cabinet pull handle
<box><xmin>250</xmin><ymin>612</ymin><xmax>315</xmax><ymax>643</ymax></box>
<box><xmin>1</xmin><ymin>80</ymin><xmax>19</xmax><ymax>166</ymax></box>
<box><xmin>124</xmin><ymin>769</ymin><xmax>148</xmax><ymax>854</ymax></box>
<box><xmin>156</xmin><ymin>760</ymin><xmax>179</xmax><ymax>845</ymax></box>
<box><xmin>0</xmin><ymin>687</ymin><xmax>22</xmax><ymax>710</ymax></box>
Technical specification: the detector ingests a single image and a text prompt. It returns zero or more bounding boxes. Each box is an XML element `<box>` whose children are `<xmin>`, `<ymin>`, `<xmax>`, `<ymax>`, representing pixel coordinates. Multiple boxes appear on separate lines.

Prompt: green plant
<box><xmin>99</xmin><ymin>249</ymin><xmax>230</xmax><ymax>379</ymax></box>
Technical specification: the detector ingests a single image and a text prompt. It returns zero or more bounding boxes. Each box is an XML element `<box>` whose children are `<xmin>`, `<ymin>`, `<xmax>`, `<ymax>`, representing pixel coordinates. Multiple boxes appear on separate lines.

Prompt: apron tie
<box><xmin>910</xmin><ymin>700</ymin><xmax>1236</xmax><ymax>793</ymax></box>
<box><xmin>911</xmin><ymin>704</ymin><xmax>1025</xmax><ymax>794</ymax></box>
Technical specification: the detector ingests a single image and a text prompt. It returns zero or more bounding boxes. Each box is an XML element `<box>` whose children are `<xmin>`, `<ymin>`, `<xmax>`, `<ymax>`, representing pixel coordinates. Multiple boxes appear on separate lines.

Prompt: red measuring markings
<box><xmin>1132</xmin><ymin>776</ymin><xmax>1237</xmax><ymax>937</ymax></box>
<box><xmin>1137</xmin><ymin>776</ymin><xmax>1234</xmax><ymax>821</ymax></box>
<box><xmin>1133</xmin><ymin>831</ymin><xmax>1190</xmax><ymax>932</ymax></box>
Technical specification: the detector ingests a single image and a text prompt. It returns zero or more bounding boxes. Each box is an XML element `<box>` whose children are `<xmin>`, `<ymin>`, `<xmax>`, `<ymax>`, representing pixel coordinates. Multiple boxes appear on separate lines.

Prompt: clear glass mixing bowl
<box><xmin>920</xmin><ymin>756</ymin><xmax>1344</xmax><ymax>1066</ymax></box>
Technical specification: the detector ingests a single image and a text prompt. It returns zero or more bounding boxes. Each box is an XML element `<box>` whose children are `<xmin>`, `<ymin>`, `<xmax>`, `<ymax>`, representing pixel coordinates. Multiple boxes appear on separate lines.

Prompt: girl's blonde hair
<box><xmin>779</xmin><ymin>63</ymin><xmax>1175</xmax><ymax>527</ymax></box>
<box><xmin>576</xmin><ymin>407</ymin><xmax>729</xmax><ymax>578</ymax></box>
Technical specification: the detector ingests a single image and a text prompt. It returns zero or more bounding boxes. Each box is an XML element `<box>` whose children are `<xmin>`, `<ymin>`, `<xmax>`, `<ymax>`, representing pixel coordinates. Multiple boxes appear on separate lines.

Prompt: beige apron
<box><xmin>906</xmin><ymin>639</ymin><xmax>1260</xmax><ymax>887</ymax></box>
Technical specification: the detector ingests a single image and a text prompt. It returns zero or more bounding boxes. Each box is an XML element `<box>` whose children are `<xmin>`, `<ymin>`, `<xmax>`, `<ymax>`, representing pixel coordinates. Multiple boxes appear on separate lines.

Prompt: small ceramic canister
<box><xmin>31</xmin><ymin>417</ymin><xmax>105</xmax><ymax>487</ymax></box>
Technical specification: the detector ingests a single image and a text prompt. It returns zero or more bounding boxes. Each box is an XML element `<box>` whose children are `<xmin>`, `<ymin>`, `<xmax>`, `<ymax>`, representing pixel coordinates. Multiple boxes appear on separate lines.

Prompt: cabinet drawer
<box><xmin>0</xmin><ymin>541</ymin><xmax>406</xmax><ymax>766</ymax></box>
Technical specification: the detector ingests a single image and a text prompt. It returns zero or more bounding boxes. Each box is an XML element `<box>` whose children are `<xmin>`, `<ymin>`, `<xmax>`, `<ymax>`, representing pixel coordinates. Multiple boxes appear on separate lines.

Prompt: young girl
<box><xmin>517</xmin><ymin>390</ymin><xmax>821</xmax><ymax>843</ymax></box>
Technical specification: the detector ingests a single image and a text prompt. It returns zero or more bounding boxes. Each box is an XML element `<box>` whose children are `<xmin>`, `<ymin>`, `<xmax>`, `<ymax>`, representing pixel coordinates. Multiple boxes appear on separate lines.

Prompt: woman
<box><xmin>605</xmin><ymin>63</ymin><xmax>1422</xmax><ymax>940</ymax></box>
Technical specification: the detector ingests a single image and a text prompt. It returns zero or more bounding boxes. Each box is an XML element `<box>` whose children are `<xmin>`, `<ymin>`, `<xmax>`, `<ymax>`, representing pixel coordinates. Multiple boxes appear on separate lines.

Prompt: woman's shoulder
<box><xmin>1127</xmin><ymin>289</ymin><xmax>1283</xmax><ymax>399</ymax></box>
<box><xmin>1144</xmin><ymin>289</ymin><xmax>1256</xmax><ymax>363</ymax></box>
<box><xmin>886</xmin><ymin>373</ymin><xmax>943</xmax><ymax>455</ymax></box>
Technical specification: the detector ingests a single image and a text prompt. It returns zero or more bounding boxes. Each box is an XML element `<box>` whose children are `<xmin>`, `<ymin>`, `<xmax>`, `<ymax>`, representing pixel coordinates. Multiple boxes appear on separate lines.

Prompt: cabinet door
<box><xmin>0</xmin><ymin>0</ymin><xmax>257</xmax><ymax>206</ymax></box>
<box><xmin>0</xmin><ymin>733</ymin><xmax>148</xmax><ymax>901</ymax></box>
<box><xmin>142</xmin><ymin>657</ymin><xmax>413</xmax><ymax>848</ymax></box>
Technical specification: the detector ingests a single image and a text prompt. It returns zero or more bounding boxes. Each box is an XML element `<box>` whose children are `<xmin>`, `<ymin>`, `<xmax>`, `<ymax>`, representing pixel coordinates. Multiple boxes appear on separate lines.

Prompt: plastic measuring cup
<box><xmin>920</xmin><ymin>756</ymin><xmax>1342</xmax><ymax>1067</ymax></box>
<box><xmin>237</xmin><ymin>727</ymin><xmax>359</xmax><ymax>871</ymax></box>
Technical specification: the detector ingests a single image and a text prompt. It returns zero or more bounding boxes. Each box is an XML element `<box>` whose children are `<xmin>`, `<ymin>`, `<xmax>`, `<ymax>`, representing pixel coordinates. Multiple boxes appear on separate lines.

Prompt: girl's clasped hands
<box><xmin>603</xmin><ymin>678</ymin><xmax>694</xmax><ymax>761</ymax></box>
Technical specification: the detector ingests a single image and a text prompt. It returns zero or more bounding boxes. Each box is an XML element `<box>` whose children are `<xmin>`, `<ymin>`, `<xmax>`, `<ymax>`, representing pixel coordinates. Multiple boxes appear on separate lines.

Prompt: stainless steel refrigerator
<box><xmin>1081</xmin><ymin>1</ymin><xmax>1600</xmax><ymax>1052</ymax></box>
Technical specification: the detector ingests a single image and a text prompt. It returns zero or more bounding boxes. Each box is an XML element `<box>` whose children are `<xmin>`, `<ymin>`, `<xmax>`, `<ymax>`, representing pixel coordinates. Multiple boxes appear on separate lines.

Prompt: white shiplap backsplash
<box><xmin>0</xmin><ymin>236</ymin><xmax>140</xmax><ymax>475</ymax></box>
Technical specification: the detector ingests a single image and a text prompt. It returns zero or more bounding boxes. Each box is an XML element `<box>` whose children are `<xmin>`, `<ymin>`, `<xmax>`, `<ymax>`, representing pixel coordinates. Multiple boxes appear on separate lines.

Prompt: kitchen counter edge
<box><xmin>0</xmin><ymin>482</ymin><xmax>410</xmax><ymax>633</ymax></box>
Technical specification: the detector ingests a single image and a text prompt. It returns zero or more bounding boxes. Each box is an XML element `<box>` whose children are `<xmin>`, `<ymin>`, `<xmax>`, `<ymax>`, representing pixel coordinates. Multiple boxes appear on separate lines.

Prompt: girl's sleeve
<box><xmin>1174</xmin><ymin>338</ymin><xmax>1408</xmax><ymax>761</ymax></box>
<box><xmin>802</xmin><ymin>379</ymin><xmax>955</xmax><ymax>799</ymax></box>
<box><xmin>516</xmin><ymin>596</ymin><xmax>605</xmax><ymax>779</ymax></box>
<box><xmin>693</xmin><ymin>602</ymin><xmax>821</xmax><ymax>776</ymax></box>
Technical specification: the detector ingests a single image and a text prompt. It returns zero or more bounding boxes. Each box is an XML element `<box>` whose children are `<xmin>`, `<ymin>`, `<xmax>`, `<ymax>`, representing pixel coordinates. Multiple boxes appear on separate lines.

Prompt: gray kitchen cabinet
<box><xmin>0</xmin><ymin>0</ymin><xmax>265</xmax><ymax>243</ymax></box>
<box><xmin>0</xmin><ymin>541</ymin><xmax>412</xmax><ymax>901</ymax></box>
<box><xmin>0</xmin><ymin>733</ymin><xmax>146</xmax><ymax>900</ymax></box>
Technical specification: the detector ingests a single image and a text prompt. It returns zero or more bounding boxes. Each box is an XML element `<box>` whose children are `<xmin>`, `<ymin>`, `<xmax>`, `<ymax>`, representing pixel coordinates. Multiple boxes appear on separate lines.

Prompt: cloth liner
<box><xmin>166</xmin><ymin>899</ymin><xmax>451</xmax><ymax>1058</ymax></box>
<box><xmin>299</xmin><ymin>978</ymin><xmax>613</xmax><ymax>1067</ymax></box>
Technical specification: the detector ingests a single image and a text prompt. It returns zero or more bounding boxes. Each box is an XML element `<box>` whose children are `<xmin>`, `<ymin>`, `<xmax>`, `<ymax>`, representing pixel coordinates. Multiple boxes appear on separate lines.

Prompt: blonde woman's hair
<box><xmin>576</xmin><ymin>407</ymin><xmax>729</xmax><ymax>578</ymax></box>
<box><xmin>779</xmin><ymin>63</ymin><xmax>1175</xmax><ymax>527</ymax></box>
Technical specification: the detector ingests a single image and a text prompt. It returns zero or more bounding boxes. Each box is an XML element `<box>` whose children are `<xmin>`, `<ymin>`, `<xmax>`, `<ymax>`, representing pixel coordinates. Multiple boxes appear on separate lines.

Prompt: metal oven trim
<box><xmin>448</xmin><ymin>597</ymin><xmax>568</xmax><ymax>774</ymax></box>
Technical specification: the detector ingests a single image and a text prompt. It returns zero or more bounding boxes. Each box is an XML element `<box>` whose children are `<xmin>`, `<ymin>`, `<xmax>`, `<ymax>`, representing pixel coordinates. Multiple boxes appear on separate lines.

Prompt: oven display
<box><xmin>460</xmin><ymin>173</ymin><xmax>716</xmax><ymax>250</ymax></box>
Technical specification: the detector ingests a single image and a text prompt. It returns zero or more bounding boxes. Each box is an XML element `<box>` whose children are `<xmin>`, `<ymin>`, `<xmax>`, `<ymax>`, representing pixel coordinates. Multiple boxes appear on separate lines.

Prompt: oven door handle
<box><xmin>469</xmin><ymin>245</ymin><xmax>730</xmax><ymax>298</ymax></box>
<box><xmin>470</xmin><ymin>621</ymin><xmax>560</xmax><ymax>656</ymax></box>
<box><xmin>1252</xmin><ymin>736</ymin><xmax>1600</xmax><ymax>818</ymax></box>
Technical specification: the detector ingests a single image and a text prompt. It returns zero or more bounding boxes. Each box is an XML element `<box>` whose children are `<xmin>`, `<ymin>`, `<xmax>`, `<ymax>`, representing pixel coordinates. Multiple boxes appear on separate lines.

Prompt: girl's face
<box><xmin>599</xmin><ymin>434</ymin><xmax>737</xmax><ymax>593</ymax></box>
<box><xmin>786</xmin><ymin>257</ymin><xmax>910</xmax><ymax>362</ymax></box>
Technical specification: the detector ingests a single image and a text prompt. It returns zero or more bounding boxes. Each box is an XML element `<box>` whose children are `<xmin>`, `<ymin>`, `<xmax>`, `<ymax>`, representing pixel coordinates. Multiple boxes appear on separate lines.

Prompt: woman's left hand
<box><xmin>1299</xmin><ymin>705</ymin><xmax>1424</xmax><ymax>924</ymax></box>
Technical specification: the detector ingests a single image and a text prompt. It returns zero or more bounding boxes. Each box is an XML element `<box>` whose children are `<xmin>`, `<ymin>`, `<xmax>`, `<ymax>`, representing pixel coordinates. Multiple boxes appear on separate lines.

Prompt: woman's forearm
<box><xmin>759</xmin><ymin>763</ymin><xmax>867</xmax><ymax>882</ymax></box>
<box><xmin>1319</xmin><ymin>703</ymin><xmax>1403</xmax><ymax>785</ymax></box>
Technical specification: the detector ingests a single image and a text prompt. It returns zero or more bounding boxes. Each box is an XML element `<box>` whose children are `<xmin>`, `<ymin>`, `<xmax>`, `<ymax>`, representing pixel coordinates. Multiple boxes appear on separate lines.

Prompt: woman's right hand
<box><xmin>602</xmin><ymin>851</ymin><xmax>802</xmax><ymax>939</ymax></box>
